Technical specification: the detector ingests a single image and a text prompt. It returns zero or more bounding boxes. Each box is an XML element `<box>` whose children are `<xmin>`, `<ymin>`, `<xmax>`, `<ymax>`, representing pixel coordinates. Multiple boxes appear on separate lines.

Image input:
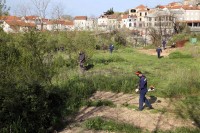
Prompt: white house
<box><xmin>97</xmin><ymin>15</ymin><xmax>109</xmax><ymax>31</ymax></box>
<box><xmin>1</xmin><ymin>20</ymin><xmax>35</xmax><ymax>33</ymax></box>
<box><xmin>74</xmin><ymin>16</ymin><xmax>87</xmax><ymax>30</ymax></box>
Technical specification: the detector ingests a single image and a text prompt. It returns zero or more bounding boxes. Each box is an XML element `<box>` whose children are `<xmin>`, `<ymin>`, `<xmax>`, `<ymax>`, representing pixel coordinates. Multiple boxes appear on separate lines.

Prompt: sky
<box><xmin>6</xmin><ymin>0</ymin><xmax>180</xmax><ymax>18</ymax></box>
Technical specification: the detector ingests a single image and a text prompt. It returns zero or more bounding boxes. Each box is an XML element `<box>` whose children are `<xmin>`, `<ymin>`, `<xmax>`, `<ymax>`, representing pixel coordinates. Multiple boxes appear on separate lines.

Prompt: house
<box><xmin>74</xmin><ymin>16</ymin><xmax>87</xmax><ymax>30</ymax></box>
<box><xmin>120</xmin><ymin>14</ymin><xmax>137</xmax><ymax>29</ymax></box>
<box><xmin>107</xmin><ymin>14</ymin><xmax>119</xmax><ymax>31</ymax></box>
<box><xmin>129</xmin><ymin>5</ymin><xmax>150</xmax><ymax>28</ymax></box>
<box><xmin>85</xmin><ymin>18</ymin><xmax>96</xmax><ymax>31</ymax></box>
<box><xmin>1</xmin><ymin>20</ymin><xmax>35</xmax><ymax>33</ymax></box>
<box><xmin>65</xmin><ymin>21</ymin><xmax>74</xmax><ymax>31</ymax></box>
<box><xmin>46</xmin><ymin>20</ymin><xmax>74</xmax><ymax>31</ymax></box>
<box><xmin>97</xmin><ymin>15</ymin><xmax>109</xmax><ymax>31</ymax></box>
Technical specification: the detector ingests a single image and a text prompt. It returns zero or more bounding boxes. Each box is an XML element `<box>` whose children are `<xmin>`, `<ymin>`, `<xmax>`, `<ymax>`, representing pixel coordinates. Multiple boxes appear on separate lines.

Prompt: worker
<box><xmin>135</xmin><ymin>71</ymin><xmax>154</xmax><ymax>111</ymax></box>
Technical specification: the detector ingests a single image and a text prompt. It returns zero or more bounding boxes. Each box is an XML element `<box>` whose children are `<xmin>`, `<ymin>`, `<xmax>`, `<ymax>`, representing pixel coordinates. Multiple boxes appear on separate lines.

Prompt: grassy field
<box><xmin>57</xmin><ymin>42</ymin><xmax>200</xmax><ymax>97</ymax></box>
<box><xmin>54</xmin><ymin>41</ymin><xmax>200</xmax><ymax>131</ymax></box>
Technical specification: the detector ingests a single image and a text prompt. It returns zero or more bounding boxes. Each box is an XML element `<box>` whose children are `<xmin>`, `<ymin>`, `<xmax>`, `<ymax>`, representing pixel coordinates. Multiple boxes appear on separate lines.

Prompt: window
<box><xmin>140</xmin><ymin>18</ymin><xmax>142</xmax><ymax>21</ymax></box>
<box><xmin>140</xmin><ymin>13</ymin><xmax>142</xmax><ymax>16</ymax></box>
<box><xmin>145</xmin><ymin>12</ymin><xmax>147</xmax><ymax>16</ymax></box>
<box><xmin>131</xmin><ymin>9</ymin><xmax>136</xmax><ymax>13</ymax></box>
<box><xmin>149</xmin><ymin>18</ymin><xmax>152</xmax><ymax>21</ymax></box>
<box><xmin>129</xmin><ymin>23</ymin><xmax>132</xmax><ymax>27</ymax></box>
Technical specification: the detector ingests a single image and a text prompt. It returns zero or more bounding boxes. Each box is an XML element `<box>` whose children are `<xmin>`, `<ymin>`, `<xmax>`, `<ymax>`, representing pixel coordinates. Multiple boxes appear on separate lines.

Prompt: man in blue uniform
<box><xmin>135</xmin><ymin>71</ymin><xmax>153</xmax><ymax>111</ymax></box>
<box><xmin>162</xmin><ymin>40</ymin><xmax>166</xmax><ymax>50</ymax></box>
<box><xmin>109</xmin><ymin>44</ymin><xmax>114</xmax><ymax>54</ymax></box>
<box><xmin>156</xmin><ymin>46</ymin><xmax>162</xmax><ymax>58</ymax></box>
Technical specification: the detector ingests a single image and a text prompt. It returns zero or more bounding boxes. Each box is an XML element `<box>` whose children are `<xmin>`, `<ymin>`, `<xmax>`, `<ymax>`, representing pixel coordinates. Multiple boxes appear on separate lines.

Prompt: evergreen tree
<box><xmin>104</xmin><ymin>7</ymin><xmax>114</xmax><ymax>15</ymax></box>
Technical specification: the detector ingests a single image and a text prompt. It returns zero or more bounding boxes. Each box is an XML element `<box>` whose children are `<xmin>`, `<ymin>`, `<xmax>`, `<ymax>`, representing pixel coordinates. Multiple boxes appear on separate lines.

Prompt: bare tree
<box><xmin>31</xmin><ymin>0</ymin><xmax>51</xmax><ymax>30</ymax></box>
<box><xmin>51</xmin><ymin>5</ymin><xmax>64</xmax><ymax>20</ymax></box>
<box><xmin>51</xmin><ymin>4</ymin><xmax>64</xmax><ymax>31</ymax></box>
<box><xmin>14</xmin><ymin>4</ymin><xmax>32</xmax><ymax>17</ymax></box>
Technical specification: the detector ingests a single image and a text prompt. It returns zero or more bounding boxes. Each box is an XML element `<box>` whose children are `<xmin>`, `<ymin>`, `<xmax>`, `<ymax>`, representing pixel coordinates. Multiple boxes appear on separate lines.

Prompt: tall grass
<box><xmin>164</xmin><ymin>67</ymin><xmax>200</xmax><ymax>97</ymax></box>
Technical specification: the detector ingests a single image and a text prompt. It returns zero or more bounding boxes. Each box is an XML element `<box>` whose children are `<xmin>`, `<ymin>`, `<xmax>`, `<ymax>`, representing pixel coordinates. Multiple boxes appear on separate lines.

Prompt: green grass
<box><xmin>84</xmin><ymin>99</ymin><xmax>116</xmax><ymax>107</ymax></box>
<box><xmin>83</xmin><ymin>117</ymin><xmax>143</xmax><ymax>133</ymax></box>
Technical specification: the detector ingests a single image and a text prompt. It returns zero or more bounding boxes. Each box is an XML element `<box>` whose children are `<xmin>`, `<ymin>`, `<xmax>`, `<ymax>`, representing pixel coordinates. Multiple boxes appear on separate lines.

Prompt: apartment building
<box><xmin>146</xmin><ymin>8</ymin><xmax>176</xmax><ymax>35</ymax></box>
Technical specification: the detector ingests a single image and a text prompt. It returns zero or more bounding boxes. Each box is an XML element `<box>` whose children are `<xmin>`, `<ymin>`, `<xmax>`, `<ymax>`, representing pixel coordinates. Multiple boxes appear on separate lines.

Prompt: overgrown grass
<box><xmin>84</xmin><ymin>117</ymin><xmax>142</xmax><ymax>133</ymax></box>
<box><xmin>169</xmin><ymin>51</ymin><xmax>193</xmax><ymax>59</ymax></box>
<box><xmin>84</xmin><ymin>99</ymin><xmax>116</xmax><ymax>107</ymax></box>
<box><xmin>175</xmin><ymin>96</ymin><xmax>200</xmax><ymax>128</ymax></box>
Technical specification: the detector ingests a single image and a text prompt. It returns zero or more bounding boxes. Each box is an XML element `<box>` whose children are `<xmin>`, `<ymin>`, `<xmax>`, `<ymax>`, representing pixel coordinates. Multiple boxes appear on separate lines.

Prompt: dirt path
<box><xmin>60</xmin><ymin>91</ymin><xmax>195</xmax><ymax>133</ymax></box>
<box><xmin>138</xmin><ymin>47</ymin><xmax>180</xmax><ymax>57</ymax></box>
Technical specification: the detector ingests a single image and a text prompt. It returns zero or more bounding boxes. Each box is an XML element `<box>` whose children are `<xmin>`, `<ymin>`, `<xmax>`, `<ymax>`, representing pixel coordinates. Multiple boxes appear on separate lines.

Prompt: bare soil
<box><xmin>138</xmin><ymin>47</ymin><xmax>181</xmax><ymax>57</ymax></box>
<box><xmin>60</xmin><ymin>91</ymin><xmax>195</xmax><ymax>133</ymax></box>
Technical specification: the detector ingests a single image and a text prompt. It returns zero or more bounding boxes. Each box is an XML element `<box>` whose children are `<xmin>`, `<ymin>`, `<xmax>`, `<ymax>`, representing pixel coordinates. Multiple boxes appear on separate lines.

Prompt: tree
<box><xmin>104</xmin><ymin>7</ymin><xmax>114</xmax><ymax>15</ymax></box>
<box><xmin>51</xmin><ymin>4</ymin><xmax>64</xmax><ymax>31</ymax></box>
<box><xmin>0</xmin><ymin>0</ymin><xmax>10</xmax><ymax>16</ymax></box>
<box><xmin>31</xmin><ymin>0</ymin><xmax>51</xmax><ymax>30</ymax></box>
<box><xmin>14</xmin><ymin>4</ymin><xmax>32</xmax><ymax>17</ymax></box>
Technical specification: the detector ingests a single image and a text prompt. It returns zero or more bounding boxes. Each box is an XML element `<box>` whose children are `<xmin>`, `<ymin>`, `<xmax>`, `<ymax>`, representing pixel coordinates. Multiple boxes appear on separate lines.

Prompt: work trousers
<box><xmin>139</xmin><ymin>89</ymin><xmax>151</xmax><ymax>110</ymax></box>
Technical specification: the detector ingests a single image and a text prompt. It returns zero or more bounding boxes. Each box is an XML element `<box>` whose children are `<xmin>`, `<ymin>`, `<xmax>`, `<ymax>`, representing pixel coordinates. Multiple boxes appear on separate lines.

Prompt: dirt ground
<box><xmin>138</xmin><ymin>47</ymin><xmax>180</xmax><ymax>57</ymax></box>
<box><xmin>60</xmin><ymin>91</ymin><xmax>195</xmax><ymax>133</ymax></box>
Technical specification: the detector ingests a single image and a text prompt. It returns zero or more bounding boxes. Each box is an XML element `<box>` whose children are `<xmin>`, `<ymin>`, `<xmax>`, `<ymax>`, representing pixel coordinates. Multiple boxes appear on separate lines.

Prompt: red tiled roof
<box><xmin>25</xmin><ymin>16</ymin><xmax>39</xmax><ymax>20</ymax></box>
<box><xmin>122</xmin><ymin>15</ymin><xmax>129</xmax><ymax>19</ymax></box>
<box><xmin>182</xmin><ymin>6</ymin><xmax>200</xmax><ymax>10</ymax></box>
<box><xmin>157</xmin><ymin>5</ymin><xmax>166</xmax><ymax>9</ymax></box>
<box><xmin>5</xmin><ymin>20</ymin><xmax>36</xmax><ymax>27</ymax></box>
<box><xmin>0</xmin><ymin>16</ymin><xmax>20</xmax><ymax>21</ymax></box>
<box><xmin>46</xmin><ymin>21</ymin><xmax>54</xmax><ymax>25</ymax></box>
<box><xmin>136</xmin><ymin>5</ymin><xmax>147</xmax><ymax>9</ymax></box>
<box><xmin>168</xmin><ymin>2</ymin><xmax>180</xmax><ymax>6</ymax></box>
<box><xmin>74</xmin><ymin>16</ymin><xmax>87</xmax><ymax>20</ymax></box>
<box><xmin>108</xmin><ymin>15</ymin><xmax>118</xmax><ymax>19</ymax></box>
<box><xmin>169</xmin><ymin>6</ymin><xmax>182</xmax><ymax>9</ymax></box>
<box><xmin>46</xmin><ymin>20</ymin><xmax>74</xmax><ymax>26</ymax></box>
<box><xmin>65</xmin><ymin>21</ymin><xmax>74</xmax><ymax>25</ymax></box>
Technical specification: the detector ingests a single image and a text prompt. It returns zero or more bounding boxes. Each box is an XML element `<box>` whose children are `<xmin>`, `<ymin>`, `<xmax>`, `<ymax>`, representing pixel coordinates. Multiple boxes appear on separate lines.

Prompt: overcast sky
<box><xmin>7</xmin><ymin>0</ymin><xmax>180</xmax><ymax>18</ymax></box>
